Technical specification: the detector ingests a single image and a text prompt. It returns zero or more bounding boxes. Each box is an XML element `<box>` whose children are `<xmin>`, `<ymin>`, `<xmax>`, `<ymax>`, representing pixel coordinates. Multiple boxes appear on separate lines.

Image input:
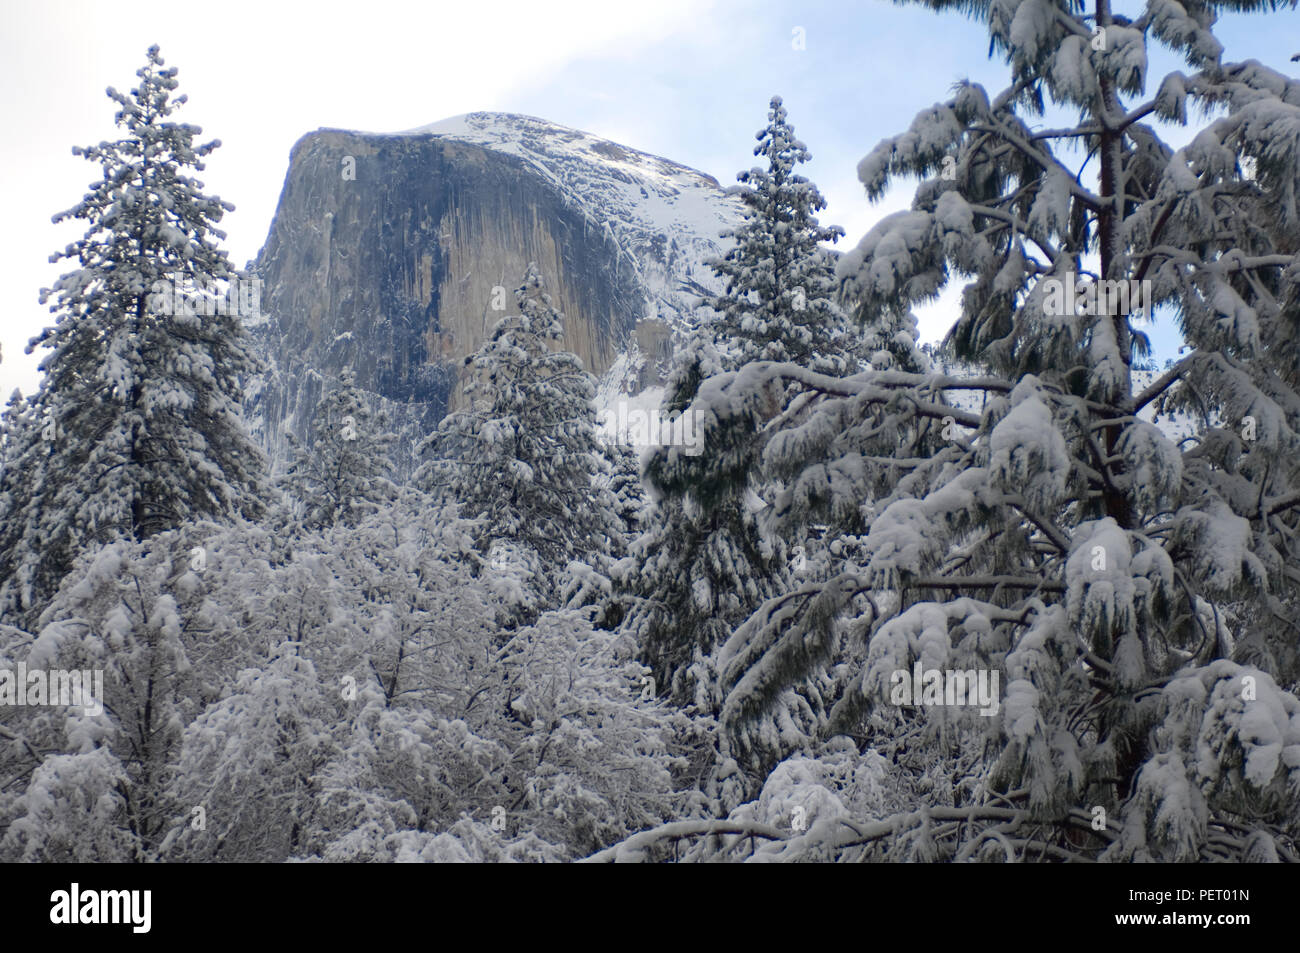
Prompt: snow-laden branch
<box><xmin>907</xmin><ymin>575</ymin><xmax>1066</xmax><ymax>592</ymax></box>
<box><xmin>579</xmin><ymin>820</ymin><xmax>789</xmax><ymax>863</ymax></box>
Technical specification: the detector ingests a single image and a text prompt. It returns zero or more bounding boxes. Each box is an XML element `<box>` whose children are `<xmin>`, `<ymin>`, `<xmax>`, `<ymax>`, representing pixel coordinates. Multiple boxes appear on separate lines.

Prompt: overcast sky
<box><xmin>2</xmin><ymin>0</ymin><xmax>1298</xmax><ymax>398</ymax></box>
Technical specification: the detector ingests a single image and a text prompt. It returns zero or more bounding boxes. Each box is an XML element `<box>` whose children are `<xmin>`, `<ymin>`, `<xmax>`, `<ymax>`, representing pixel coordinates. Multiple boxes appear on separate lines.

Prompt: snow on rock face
<box><xmin>391</xmin><ymin>113</ymin><xmax>743</xmax><ymax>340</ymax></box>
<box><xmin>247</xmin><ymin>113</ymin><xmax>743</xmax><ymax>479</ymax></box>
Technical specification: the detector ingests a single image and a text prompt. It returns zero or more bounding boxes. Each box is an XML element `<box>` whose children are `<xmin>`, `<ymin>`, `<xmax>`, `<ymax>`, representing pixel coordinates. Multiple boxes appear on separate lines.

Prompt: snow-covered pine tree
<box><xmin>621</xmin><ymin>0</ymin><xmax>1300</xmax><ymax>860</ymax></box>
<box><xmin>637</xmin><ymin>103</ymin><xmax>937</xmax><ymax>748</ymax></box>
<box><xmin>617</xmin><ymin>335</ymin><xmax>787</xmax><ymax>719</ymax></box>
<box><xmin>563</xmin><ymin>439</ymin><xmax>645</xmax><ymax>627</ymax></box>
<box><xmin>417</xmin><ymin>263</ymin><xmax>619</xmax><ymax>601</ymax></box>
<box><xmin>707</xmin><ymin>96</ymin><xmax>850</xmax><ymax>375</ymax></box>
<box><xmin>621</xmin><ymin>99</ymin><xmax>853</xmax><ymax>719</ymax></box>
<box><xmin>0</xmin><ymin>387</ymin><xmax>38</xmax><ymax>493</ymax></box>
<box><xmin>283</xmin><ymin>367</ymin><xmax>397</xmax><ymax>529</ymax></box>
<box><xmin>601</xmin><ymin>439</ymin><xmax>648</xmax><ymax>550</ymax></box>
<box><xmin>0</xmin><ymin>46</ymin><xmax>265</xmax><ymax>628</ymax></box>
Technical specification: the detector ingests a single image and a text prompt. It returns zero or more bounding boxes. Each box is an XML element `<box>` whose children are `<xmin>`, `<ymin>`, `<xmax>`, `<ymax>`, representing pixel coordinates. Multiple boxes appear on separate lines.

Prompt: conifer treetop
<box><xmin>0</xmin><ymin>46</ymin><xmax>264</xmax><ymax>625</ymax></box>
<box><xmin>707</xmin><ymin>96</ymin><xmax>848</xmax><ymax>373</ymax></box>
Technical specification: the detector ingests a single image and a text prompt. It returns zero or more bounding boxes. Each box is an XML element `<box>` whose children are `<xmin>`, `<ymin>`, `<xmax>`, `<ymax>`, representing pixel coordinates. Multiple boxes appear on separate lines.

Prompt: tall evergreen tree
<box><xmin>707</xmin><ymin>95</ymin><xmax>849</xmax><ymax>375</ymax></box>
<box><xmin>417</xmin><ymin>264</ymin><xmax>619</xmax><ymax>596</ymax></box>
<box><xmin>602</xmin><ymin>439</ymin><xmax>649</xmax><ymax>546</ymax></box>
<box><xmin>283</xmin><ymin>367</ymin><xmax>397</xmax><ymax>530</ymax></box>
<box><xmin>622</xmin><ymin>100</ymin><xmax>859</xmax><ymax>716</ymax></box>
<box><xmin>0</xmin><ymin>45</ymin><xmax>265</xmax><ymax>626</ymax></box>
<box><xmin>618</xmin><ymin>336</ymin><xmax>784</xmax><ymax>712</ymax></box>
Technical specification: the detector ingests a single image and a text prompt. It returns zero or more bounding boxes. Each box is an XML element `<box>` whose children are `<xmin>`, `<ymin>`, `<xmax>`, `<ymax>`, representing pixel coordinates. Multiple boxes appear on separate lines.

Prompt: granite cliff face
<box><xmin>246</xmin><ymin>113</ymin><xmax>743</xmax><ymax>477</ymax></box>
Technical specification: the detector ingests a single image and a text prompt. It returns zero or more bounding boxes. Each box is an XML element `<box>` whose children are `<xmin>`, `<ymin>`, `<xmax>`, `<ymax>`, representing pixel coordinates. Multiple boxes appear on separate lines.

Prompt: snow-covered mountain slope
<box><xmin>247</xmin><ymin>112</ymin><xmax>744</xmax><ymax>477</ymax></box>
<box><xmin>397</xmin><ymin>113</ymin><xmax>743</xmax><ymax>335</ymax></box>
